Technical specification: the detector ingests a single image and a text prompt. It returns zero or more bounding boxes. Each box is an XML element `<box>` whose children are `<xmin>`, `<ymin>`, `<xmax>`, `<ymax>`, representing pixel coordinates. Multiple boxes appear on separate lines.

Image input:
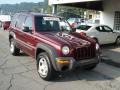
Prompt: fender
<box><xmin>36</xmin><ymin>43</ymin><xmax>59</xmax><ymax>71</ymax></box>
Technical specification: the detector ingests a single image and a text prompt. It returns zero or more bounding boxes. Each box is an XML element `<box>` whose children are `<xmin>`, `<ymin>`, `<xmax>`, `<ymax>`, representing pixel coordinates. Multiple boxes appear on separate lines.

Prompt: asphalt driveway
<box><xmin>1</xmin><ymin>30</ymin><xmax>120</xmax><ymax>90</ymax></box>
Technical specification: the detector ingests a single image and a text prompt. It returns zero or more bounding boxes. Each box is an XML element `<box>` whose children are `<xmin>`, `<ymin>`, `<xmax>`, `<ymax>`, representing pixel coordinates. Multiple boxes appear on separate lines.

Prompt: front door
<box><xmin>21</xmin><ymin>16</ymin><xmax>35</xmax><ymax>56</ymax></box>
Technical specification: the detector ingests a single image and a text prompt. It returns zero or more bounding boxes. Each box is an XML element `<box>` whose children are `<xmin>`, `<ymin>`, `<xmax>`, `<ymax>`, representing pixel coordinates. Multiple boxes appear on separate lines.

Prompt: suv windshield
<box><xmin>77</xmin><ymin>25</ymin><xmax>91</xmax><ymax>31</ymax></box>
<box><xmin>35</xmin><ymin>16</ymin><xmax>72</xmax><ymax>32</ymax></box>
<box><xmin>59</xmin><ymin>20</ymin><xmax>72</xmax><ymax>32</ymax></box>
<box><xmin>35</xmin><ymin>16</ymin><xmax>60</xmax><ymax>32</ymax></box>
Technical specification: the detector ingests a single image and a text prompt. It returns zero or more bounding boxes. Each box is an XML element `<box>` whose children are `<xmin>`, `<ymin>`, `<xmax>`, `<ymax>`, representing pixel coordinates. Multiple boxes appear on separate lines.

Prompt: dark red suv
<box><xmin>9</xmin><ymin>12</ymin><xmax>100</xmax><ymax>81</ymax></box>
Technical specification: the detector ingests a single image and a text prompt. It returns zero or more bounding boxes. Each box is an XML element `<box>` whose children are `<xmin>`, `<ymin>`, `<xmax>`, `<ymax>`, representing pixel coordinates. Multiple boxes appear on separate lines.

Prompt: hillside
<box><xmin>0</xmin><ymin>2</ymin><xmax>45</xmax><ymax>14</ymax></box>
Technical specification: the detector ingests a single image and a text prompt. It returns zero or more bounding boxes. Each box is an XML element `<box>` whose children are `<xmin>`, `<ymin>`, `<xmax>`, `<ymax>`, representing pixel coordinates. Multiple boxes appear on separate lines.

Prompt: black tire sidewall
<box><xmin>116</xmin><ymin>37</ymin><xmax>120</xmax><ymax>45</ymax></box>
<box><xmin>10</xmin><ymin>38</ymin><xmax>20</xmax><ymax>55</ymax></box>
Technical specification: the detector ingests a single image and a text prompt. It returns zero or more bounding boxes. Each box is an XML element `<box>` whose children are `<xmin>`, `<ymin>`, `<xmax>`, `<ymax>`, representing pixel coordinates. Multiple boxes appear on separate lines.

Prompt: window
<box><xmin>96</xmin><ymin>26</ymin><xmax>112</xmax><ymax>32</ymax></box>
<box><xmin>16</xmin><ymin>15</ymin><xmax>26</xmax><ymax>29</ymax></box>
<box><xmin>114</xmin><ymin>11</ymin><xmax>120</xmax><ymax>31</ymax></box>
<box><xmin>96</xmin><ymin>26</ymin><xmax>103</xmax><ymax>32</ymax></box>
<box><xmin>35</xmin><ymin>16</ymin><xmax>60</xmax><ymax>32</ymax></box>
<box><xmin>11</xmin><ymin>14</ymin><xmax>19</xmax><ymax>27</ymax></box>
<box><xmin>24</xmin><ymin>16</ymin><xmax>32</xmax><ymax>30</ymax></box>
<box><xmin>103</xmin><ymin>26</ymin><xmax>112</xmax><ymax>32</ymax></box>
<box><xmin>60</xmin><ymin>21</ymin><xmax>72</xmax><ymax>32</ymax></box>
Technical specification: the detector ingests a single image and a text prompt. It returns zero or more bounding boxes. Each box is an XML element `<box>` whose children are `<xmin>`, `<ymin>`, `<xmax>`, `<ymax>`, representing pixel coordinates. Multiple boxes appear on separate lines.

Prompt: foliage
<box><xmin>0</xmin><ymin>2</ymin><xmax>44</xmax><ymax>15</ymax></box>
<box><xmin>0</xmin><ymin>0</ymin><xmax>85</xmax><ymax>18</ymax></box>
<box><xmin>57</xmin><ymin>5</ymin><xmax>86</xmax><ymax>19</ymax></box>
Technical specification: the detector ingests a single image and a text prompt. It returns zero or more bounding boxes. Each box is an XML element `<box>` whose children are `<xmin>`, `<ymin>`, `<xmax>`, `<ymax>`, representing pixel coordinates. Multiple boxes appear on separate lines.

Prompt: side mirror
<box><xmin>23</xmin><ymin>26</ymin><xmax>30</xmax><ymax>32</ymax></box>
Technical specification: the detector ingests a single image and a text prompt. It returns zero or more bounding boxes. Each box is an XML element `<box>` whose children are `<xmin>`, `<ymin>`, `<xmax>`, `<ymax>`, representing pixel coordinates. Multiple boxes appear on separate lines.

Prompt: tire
<box><xmin>116</xmin><ymin>37</ymin><xmax>120</xmax><ymax>45</ymax></box>
<box><xmin>84</xmin><ymin>64</ymin><xmax>97</xmax><ymax>70</ymax></box>
<box><xmin>10</xmin><ymin>38</ymin><xmax>20</xmax><ymax>56</ymax></box>
<box><xmin>37</xmin><ymin>52</ymin><xmax>55</xmax><ymax>81</ymax></box>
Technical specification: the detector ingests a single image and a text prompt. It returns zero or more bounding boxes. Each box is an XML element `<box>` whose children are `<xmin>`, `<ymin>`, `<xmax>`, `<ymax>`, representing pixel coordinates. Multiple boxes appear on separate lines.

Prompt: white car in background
<box><xmin>76</xmin><ymin>24</ymin><xmax>120</xmax><ymax>45</ymax></box>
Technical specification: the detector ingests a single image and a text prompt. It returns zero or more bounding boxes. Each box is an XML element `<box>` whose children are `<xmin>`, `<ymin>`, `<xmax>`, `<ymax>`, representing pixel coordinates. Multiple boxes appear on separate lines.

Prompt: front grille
<box><xmin>74</xmin><ymin>46</ymin><xmax>96</xmax><ymax>61</ymax></box>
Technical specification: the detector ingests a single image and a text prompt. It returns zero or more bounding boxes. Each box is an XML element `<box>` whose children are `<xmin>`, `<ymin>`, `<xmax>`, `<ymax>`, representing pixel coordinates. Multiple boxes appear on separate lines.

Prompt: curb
<box><xmin>101</xmin><ymin>57</ymin><xmax>120</xmax><ymax>68</ymax></box>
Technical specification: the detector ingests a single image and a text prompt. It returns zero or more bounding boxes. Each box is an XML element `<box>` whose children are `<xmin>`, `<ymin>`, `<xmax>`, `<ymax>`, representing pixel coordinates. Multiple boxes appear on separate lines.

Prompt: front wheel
<box><xmin>116</xmin><ymin>37</ymin><xmax>120</xmax><ymax>45</ymax></box>
<box><xmin>37</xmin><ymin>52</ymin><xmax>55</xmax><ymax>81</ymax></box>
<box><xmin>10</xmin><ymin>38</ymin><xmax>20</xmax><ymax>56</ymax></box>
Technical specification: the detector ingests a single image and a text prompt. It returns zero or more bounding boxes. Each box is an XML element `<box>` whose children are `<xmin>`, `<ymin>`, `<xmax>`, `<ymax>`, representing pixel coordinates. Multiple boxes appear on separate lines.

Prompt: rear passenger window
<box><xmin>11</xmin><ymin>14</ymin><xmax>18</xmax><ymax>27</ymax></box>
<box><xmin>16</xmin><ymin>15</ymin><xmax>26</xmax><ymax>29</ymax></box>
<box><xmin>103</xmin><ymin>26</ymin><xmax>112</xmax><ymax>32</ymax></box>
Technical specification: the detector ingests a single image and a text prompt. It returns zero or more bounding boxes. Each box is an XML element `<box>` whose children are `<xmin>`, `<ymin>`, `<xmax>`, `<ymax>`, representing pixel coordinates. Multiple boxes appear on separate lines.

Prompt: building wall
<box><xmin>100</xmin><ymin>0</ymin><xmax>120</xmax><ymax>29</ymax></box>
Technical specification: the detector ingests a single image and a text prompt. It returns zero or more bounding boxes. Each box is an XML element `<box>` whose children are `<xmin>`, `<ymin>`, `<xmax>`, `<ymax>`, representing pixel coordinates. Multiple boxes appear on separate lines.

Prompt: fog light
<box><xmin>56</xmin><ymin>60</ymin><xmax>70</xmax><ymax>64</ymax></box>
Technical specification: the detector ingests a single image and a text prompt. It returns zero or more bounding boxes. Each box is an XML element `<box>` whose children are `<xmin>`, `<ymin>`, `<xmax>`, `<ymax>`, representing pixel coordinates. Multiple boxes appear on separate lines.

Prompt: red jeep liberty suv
<box><xmin>9</xmin><ymin>12</ymin><xmax>100</xmax><ymax>81</ymax></box>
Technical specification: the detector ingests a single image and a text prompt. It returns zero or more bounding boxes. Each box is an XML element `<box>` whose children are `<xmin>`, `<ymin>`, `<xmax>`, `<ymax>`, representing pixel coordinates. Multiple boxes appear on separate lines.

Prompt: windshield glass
<box><xmin>35</xmin><ymin>16</ymin><xmax>60</xmax><ymax>32</ymax></box>
<box><xmin>59</xmin><ymin>20</ymin><xmax>72</xmax><ymax>32</ymax></box>
<box><xmin>35</xmin><ymin>16</ymin><xmax>72</xmax><ymax>32</ymax></box>
<box><xmin>77</xmin><ymin>25</ymin><xmax>91</xmax><ymax>31</ymax></box>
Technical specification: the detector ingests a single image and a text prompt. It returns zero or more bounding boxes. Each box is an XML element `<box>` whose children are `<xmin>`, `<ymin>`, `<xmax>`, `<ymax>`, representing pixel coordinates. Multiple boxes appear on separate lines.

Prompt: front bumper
<box><xmin>55</xmin><ymin>55</ymin><xmax>100</xmax><ymax>71</ymax></box>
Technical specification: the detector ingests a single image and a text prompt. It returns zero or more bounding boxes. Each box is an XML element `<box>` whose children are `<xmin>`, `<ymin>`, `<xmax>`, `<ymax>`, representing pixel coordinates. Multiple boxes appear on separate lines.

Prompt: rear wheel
<box><xmin>116</xmin><ymin>37</ymin><xmax>120</xmax><ymax>45</ymax></box>
<box><xmin>37</xmin><ymin>52</ymin><xmax>55</xmax><ymax>81</ymax></box>
<box><xmin>10</xmin><ymin>38</ymin><xmax>20</xmax><ymax>56</ymax></box>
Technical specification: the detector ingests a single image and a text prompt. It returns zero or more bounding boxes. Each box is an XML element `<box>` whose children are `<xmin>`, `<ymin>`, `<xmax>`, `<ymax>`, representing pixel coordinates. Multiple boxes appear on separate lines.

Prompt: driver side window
<box><xmin>24</xmin><ymin>16</ymin><xmax>32</xmax><ymax>30</ymax></box>
<box><xmin>96</xmin><ymin>26</ymin><xmax>113</xmax><ymax>32</ymax></box>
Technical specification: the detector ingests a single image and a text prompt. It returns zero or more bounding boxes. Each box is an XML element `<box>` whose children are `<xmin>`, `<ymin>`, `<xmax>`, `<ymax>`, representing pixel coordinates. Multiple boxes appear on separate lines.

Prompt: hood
<box><xmin>36</xmin><ymin>32</ymin><xmax>94</xmax><ymax>48</ymax></box>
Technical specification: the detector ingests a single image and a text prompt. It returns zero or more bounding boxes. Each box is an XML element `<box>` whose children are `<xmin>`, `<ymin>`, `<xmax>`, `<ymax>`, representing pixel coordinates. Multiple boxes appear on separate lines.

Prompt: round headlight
<box><xmin>96</xmin><ymin>43</ymin><xmax>100</xmax><ymax>50</ymax></box>
<box><xmin>62</xmin><ymin>46</ymin><xmax>70</xmax><ymax>55</ymax></box>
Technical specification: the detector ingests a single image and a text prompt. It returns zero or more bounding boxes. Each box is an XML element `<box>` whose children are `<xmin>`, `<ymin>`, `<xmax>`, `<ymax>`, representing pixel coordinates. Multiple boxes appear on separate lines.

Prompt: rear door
<box><xmin>14</xmin><ymin>14</ymin><xmax>27</xmax><ymax>51</ymax></box>
<box><xmin>102</xmin><ymin>26</ymin><xmax>116</xmax><ymax>43</ymax></box>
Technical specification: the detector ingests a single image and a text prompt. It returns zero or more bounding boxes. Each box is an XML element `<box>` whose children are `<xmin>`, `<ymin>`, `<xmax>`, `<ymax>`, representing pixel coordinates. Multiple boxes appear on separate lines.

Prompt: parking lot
<box><xmin>1</xmin><ymin>29</ymin><xmax>120</xmax><ymax>90</ymax></box>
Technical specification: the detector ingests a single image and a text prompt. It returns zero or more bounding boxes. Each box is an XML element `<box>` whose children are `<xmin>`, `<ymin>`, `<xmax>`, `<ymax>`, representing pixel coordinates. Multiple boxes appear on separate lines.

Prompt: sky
<box><xmin>0</xmin><ymin>0</ymin><xmax>44</xmax><ymax>4</ymax></box>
